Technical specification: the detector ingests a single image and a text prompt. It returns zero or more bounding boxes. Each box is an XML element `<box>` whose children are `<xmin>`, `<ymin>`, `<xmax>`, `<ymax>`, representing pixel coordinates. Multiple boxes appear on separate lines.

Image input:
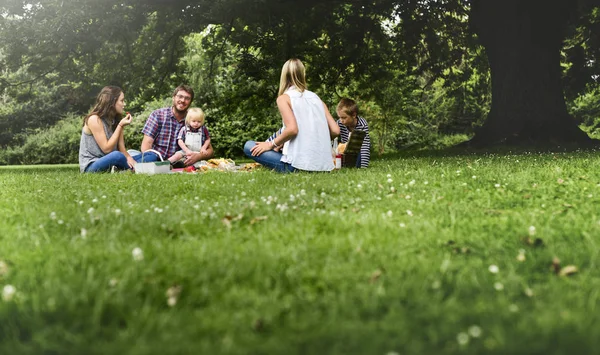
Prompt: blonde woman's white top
<box><xmin>280</xmin><ymin>87</ymin><xmax>334</xmax><ymax>171</ymax></box>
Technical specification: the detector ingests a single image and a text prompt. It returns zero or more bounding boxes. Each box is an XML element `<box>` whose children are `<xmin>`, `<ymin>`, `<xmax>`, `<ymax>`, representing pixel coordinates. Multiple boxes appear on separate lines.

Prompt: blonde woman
<box><xmin>243</xmin><ymin>58</ymin><xmax>339</xmax><ymax>172</ymax></box>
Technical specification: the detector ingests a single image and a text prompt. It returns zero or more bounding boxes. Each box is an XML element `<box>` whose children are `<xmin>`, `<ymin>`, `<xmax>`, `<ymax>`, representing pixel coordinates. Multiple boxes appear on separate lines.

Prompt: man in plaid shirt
<box><xmin>135</xmin><ymin>85</ymin><xmax>213</xmax><ymax>166</ymax></box>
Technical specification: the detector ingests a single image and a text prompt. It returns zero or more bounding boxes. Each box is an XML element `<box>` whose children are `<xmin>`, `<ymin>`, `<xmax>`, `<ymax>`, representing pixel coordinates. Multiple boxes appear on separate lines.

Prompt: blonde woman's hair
<box><xmin>278</xmin><ymin>58</ymin><xmax>307</xmax><ymax>96</ymax></box>
<box><xmin>185</xmin><ymin>107</ymin><xmax>205</xmax><ymax>126</ymax></box>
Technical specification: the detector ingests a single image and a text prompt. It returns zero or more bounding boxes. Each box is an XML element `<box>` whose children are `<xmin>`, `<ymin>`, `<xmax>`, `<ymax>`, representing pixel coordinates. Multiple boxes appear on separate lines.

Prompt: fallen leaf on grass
<box><xmin>370</xmin><ymin>269</ymin><xmax>384</xmax><ymax>283</ymax></box>
<box><xmin>253</xmin><ymin>318</ymin><xmax>265</xmax><ymax>332</ymax></box>
<box><xmin>559</xmin><ymin>265</ymin><xmax>578</xmax><ymax>276</ymax></box>
<box><xmin>222</xmin><ymin>218</ymin><xmax>232</xmax><ymax>229</ymax></box>
<box><xmin>522</xmin><ymin>237</ymin><xmax>544</xmax><ymax>247</ymax></box>
<box><xmin>250</xmin><ymin>216</ymin><xmax>268</xmax><ymax>225</ymax></box>
<box><xmin>551</xmin><ymin>257</ymin><xmax>561</xmax><ymax>274</ymax></box>
<box><xmin>222</xmin><ymin>214</ymin><xmax>244</xmax><ymax>228</ymax></box>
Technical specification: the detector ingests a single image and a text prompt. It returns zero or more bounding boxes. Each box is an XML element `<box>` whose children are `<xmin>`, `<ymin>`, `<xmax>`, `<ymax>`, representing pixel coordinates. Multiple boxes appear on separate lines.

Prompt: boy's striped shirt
<box><xmin>337</xmin><ymin>116</ymin><xmax>371</xmax><ymax>168</ymax></box>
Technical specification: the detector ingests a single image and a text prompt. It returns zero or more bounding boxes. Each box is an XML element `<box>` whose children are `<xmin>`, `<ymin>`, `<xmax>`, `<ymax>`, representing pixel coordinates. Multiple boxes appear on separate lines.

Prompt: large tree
<box><xmin>468</xmin><ymin>0</ymin><xmax>599</xmax><ymax>146</ymax></box>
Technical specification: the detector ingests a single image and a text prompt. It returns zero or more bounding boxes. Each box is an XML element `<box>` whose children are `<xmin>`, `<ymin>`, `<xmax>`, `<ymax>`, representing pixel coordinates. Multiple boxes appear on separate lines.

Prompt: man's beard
<box><xmin>173</xmin><ymin>105</ymin><xmax>188</xmax><ymax>115</ymax></box>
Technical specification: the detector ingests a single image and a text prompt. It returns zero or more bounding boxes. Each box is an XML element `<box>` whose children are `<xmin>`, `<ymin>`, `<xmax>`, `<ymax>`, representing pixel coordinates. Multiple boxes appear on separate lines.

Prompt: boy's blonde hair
<box><xmin>336</xmin><ymin>98</ymin><xmax>358</xmax><ymax>117</ymax></box>
<box><xmin>278</xmin><ymin>58</ymin><xmax>307</xmax><ymax>96</ymax></box>
<box><xmin>185</xmin><ymin>107</ymin><xmax>205</xmax><ymax>126</ymax></box>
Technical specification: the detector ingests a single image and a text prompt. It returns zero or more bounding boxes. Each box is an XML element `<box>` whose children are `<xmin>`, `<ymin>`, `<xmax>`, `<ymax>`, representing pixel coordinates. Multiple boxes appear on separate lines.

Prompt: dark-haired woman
<box><xmin>79</xmin><ymin>86</ymin><xmax>136</xmax><ymax>173</ymax></box>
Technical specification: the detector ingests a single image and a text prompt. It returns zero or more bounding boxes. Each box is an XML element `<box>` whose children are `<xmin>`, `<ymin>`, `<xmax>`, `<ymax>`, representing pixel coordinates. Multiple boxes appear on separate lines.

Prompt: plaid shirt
<box><xmin>141</xmin><ymin>107</ymin><xmax>185</xmax><ymax>159</ymax></box>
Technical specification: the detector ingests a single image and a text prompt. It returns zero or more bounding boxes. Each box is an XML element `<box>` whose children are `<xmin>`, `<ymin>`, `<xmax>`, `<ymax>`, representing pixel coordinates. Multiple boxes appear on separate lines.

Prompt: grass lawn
<box><xmin>2</xmin><ymin>150</ymin><xmax>600</xmax><ymax>354</ymax></box>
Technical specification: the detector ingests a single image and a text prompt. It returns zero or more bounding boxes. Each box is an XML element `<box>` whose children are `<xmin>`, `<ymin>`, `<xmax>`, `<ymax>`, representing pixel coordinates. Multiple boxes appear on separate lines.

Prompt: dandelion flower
<box><xmin>456</xmin><ymin>332</ymin><xmax>469</xmax><ymax>346</ymax></box>
<box><xmin>132</xmin><ymin>247</ymin><xmax>144</xmax><ymax>261</ymax></box>
<box><xmin>468</xmin><ymin>325</ymin><xmax>482</xmax><ymax>338</ymax></box>
<box><xmin>2</xmin><ymin>285</ymin><xmax>16</xmax><ymax>302</ymax></box>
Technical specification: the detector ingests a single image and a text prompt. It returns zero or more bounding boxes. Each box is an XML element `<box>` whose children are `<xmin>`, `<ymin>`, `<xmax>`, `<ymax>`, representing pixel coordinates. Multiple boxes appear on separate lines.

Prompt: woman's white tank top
<box><xmin>281</xmin><ymin>88</ymin><xmax>334</xmax><ymax>172</ymax></box>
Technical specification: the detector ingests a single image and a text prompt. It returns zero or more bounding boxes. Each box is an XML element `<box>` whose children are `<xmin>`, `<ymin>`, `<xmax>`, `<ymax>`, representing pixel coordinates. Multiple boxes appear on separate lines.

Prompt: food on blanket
<box><xmin>239</xmin><ymin>162</ymin><xmax>261</xmax><ymax>171</ymax></box>
<box><xmin>337</xmin><ymin>143</ymin><xmax>347</xmax><ymax>154</ymax></box>
<box><xmin>184</xmin><ymin>165</ymin><xmax>196</xmax><ymax>172</ymax></box>
<box><xmin>208</xmin><ymin>158</ymin><xmax>234</xmax><ymax>165</ymax></box>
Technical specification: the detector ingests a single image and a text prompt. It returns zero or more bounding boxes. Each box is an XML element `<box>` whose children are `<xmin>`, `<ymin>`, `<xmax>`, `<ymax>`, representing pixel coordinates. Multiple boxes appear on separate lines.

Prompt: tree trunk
<box><xmin>468</xmin><ymin>0</ymin><xmax>594</xmax><ymax>147</ymax></box>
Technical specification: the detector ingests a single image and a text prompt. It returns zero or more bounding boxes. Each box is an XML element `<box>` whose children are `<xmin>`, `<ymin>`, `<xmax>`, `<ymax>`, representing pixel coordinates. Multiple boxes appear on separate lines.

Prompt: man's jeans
<box><xmin>128</xmin><ymin>150</ymin><xmax>160</xmax><ymax>163</ymax></box>
<box><xmin>243</xmin><ymin>141</ymin><xmax>296</xmax><ymax>173</ymax></box>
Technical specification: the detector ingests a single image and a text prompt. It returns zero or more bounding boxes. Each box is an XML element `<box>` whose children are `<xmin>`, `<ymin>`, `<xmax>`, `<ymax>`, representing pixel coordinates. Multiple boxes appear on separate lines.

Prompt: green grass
<box><xmin>2</xmin><ymin>151</ymin><xmax>600</xmax><ymax>354</ymax></box>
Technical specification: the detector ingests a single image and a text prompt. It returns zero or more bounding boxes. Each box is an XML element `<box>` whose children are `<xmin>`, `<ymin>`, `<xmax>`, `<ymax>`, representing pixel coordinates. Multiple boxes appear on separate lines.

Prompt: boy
<box><xmin>336</xmin><ymin>98</ymin><xmax>370</xmax><ymax>168</ymax></box>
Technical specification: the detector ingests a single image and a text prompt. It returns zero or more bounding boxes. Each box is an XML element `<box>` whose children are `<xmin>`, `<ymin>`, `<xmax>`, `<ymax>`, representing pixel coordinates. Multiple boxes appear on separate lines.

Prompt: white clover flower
<box><xmin>472</xmin><ymin>176</ymin><xmax>477</xmax><ymax>179</ymax></box>
<box><xmin>276</xmin><ymin>204</ymin><xmax>289</xmax><ymax>212</ymax></box>
<box><xmin>387</xmin><ymin>174</ymin><xmax>392</xmax><ymax>178</ymax></box>
<box><xmin>406</xmin><ymin>210</ymin><xmax>413</xmax><ymax>216</ymax></box>
<box><xmin>405</xmin><ymin>195</ymin><xmax>411</xmax><ymax>200</ymax></box>
<box><xmin>132</xmin><ymin>247</ymin><xmax>144</xmax><ymax>261</ymax></box>
<box><xmin>409</xmin><ymin>180</ymin><xmax>416</xmax><ymax>186</ymax></box>
<box><xmin>494</xmin><ymin>282</ymin><xmax>504</xmax><ymax>291</ymax></box>
<box><xmin>494</xmin><ymin>183</ymin><xmax>501</xmax><ymax>188</ymax></box>
<box><xmin>386</xmin><ymin>210</ymin><xmax>393</xmax><ymax>217</ymax></box>
<box><xmin>50</xmin><ymin>212</ymin><xmax>57</xmax><ymax>220</ymax></box>
<box><xmin>241</xmin><ymin>191</ymin><xmax>247</xmax><ymax>197</ymax></box>
<box><xmin>300</xmin><ymin>189</ymin><xmax>306</xmax><ymax>195</ymax></box>
<box><xmin>167</xmin><ymin>297</ymin><xmax>177</xmax><ymax>307</ymax></box>
<box><xmin>390</xmin><ymin>187</ymin><xmax>396</xmax><ymax>193</ymax></box>
<box><xmin>57</xmin><ymin>220</ymin><xmax>64</xmax><ymax>225</ymax></box>
<box><xmin>508</xmin><ymin>304</ymin><xmax>519</xmax><ymax>313</ymax></box>
<box><xmin>92</xmin><ymin>198</ymin><xmax>98</xmax><ymax>203</ymax></box>
<box><xmin>357</xmin><ymin>184</ymin><xmax>363</xmax><ymax>189</ymax></box>
<box><xmin>321</xmin><ymin>192</ymin><xmax>326</xmax><ymax>197</ymax></box>
<box><xmin>387</xmin><ymin>178</ymin><xmax>393</xmax><ymax>183</ymax></box>
<box><xmin>114</xmin><ymin>209</ymin><xmax>122</xmax><ymax>215</ymax></box>
<box><xmin>528</xmin><ymin>226</ymin><xmax>536</xmax><ymax>236</ymax></box>
<box><xmin>78</xmin><ymin>200</ymin><xmax>84</xmax><ymax>205</ymax></box>
<box><xmin>87</xmin><ymin>207</ymin><xmax>94</xmax><ymax>214</ymax></box>
<box><xmin>102</xmin><ymin>195</ymin><xmax>107</xmax><ymax>199</ymax></box>
<box><xmin>399</xmin><ymin>223</ymin><xmax>406</xmax><ymax>228</ymax></box>
<box><xmin>456</xmin><ymin>332</ymin><xmax>469</xmax><ymax>346</ymax></box>
<box><xmin>468</xmin><ymin>325</ymin><xmax>482</xmax><ymax>338</ymax></box>
<box><xmin>488</xmin><ymin>264</ymin><xmax>499</xmax><ymax>274</ymax></box>
<box><xmin>109</xmin><ymin>278</ymin><xmax>119</xmax><ymax>287</ymax></box>
<box><xmin>80</xmin><ymin>228</ymin><xmax>87</xmax><ymax>238</ymax></box>
<box><xmin>2</xmin><ymin>284</ymin><xmax>16</xmax><ymax>301</ymax></box>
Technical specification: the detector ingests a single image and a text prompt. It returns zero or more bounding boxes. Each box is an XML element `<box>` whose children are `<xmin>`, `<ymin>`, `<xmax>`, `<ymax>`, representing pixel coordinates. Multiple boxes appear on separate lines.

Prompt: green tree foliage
<box><xmin>0</xmin><ymin>0</ymin><xmax>599</xmax><ymax>162</ymax></box>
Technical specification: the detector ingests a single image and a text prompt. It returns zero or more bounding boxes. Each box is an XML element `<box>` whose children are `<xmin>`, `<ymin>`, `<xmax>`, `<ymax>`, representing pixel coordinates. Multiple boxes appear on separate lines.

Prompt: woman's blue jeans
<box><xmin>85</xmin><ymin>151</ymin><xmax>129</xmax><ymax>173</ymax></box>
<box><xmin>243</xmin><ymin>141</ymin><xmax>296</xmax><ymax>173</ymax></box>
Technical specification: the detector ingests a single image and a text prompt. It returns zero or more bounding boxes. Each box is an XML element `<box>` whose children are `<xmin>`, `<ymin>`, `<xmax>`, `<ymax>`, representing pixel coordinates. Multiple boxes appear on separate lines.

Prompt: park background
<box><xmin>1</xmin><ymin>1</ymin><xmax>599</xmax><ymax>163</ymax></box>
